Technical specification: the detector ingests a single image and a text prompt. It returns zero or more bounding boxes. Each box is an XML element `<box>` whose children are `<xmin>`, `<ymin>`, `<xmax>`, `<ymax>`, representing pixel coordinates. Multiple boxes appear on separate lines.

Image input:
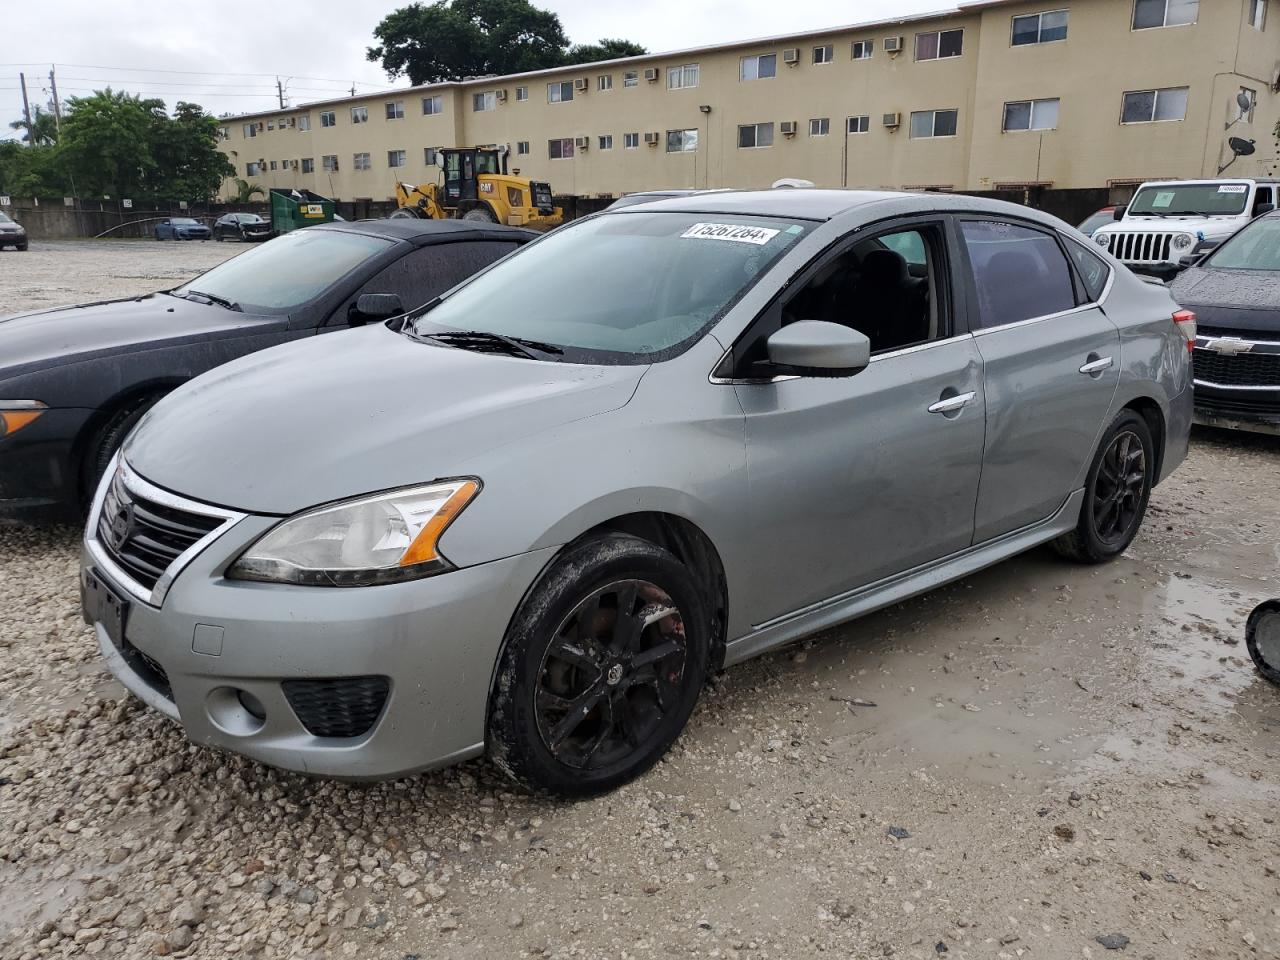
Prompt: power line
<box><xmin>1</xmin><ymin>62</ymin><xmax>389</xmax><ymax>87</ymax></box>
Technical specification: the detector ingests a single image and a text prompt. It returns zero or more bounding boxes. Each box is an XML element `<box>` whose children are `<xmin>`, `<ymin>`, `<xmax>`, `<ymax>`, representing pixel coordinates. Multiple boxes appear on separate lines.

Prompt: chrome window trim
<box><xmin>972</xmin><ymin>302</ymin><xmax>1098</xmax><ymax>336</ymax></box>
<box><xmin>85</xmin><ymin>454</ymin><xmax>246</xmax><ymax>607</ymax></box>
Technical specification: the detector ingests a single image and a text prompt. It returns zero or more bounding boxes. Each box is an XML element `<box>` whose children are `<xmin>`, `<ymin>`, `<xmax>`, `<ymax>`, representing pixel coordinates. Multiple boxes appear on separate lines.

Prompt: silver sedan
<box><xmin>82</xmin><ymin>190</ymin><xmax>1194</xmax><ymax>795</ymax></box>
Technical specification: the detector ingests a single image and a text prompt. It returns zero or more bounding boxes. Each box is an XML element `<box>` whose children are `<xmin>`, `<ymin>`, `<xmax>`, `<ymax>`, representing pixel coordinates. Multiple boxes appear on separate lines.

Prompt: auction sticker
<box><xmin>682</xmin><ymin>222</ymin><xmax>780</xmax><ymax>245</ymax></box>
<box><xmin>1218</xmin><ymin>184</ymin><xmax>1248</xmax><ymax>194</ymax></box>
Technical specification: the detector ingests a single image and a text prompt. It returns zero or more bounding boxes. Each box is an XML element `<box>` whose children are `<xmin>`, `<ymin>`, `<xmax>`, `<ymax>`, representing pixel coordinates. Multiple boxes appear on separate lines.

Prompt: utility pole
<box><xmin>276</xmin><ymin>77</ymin><xmax>286</xmax><ymax>109</ymax></box>
<box><xmin>48</xmin><ymin>65</ymin><xmax>62</xmax><ymax>133</ymax></box>
<box><xmin>350</xmin><ymin>82</ymin><xmax>357</xmax><ymax>97</ymax></box>
<box><xmin>19</xmin><ymin>72</ymin><xmax>32</xmax><ymax>140</ymax></box>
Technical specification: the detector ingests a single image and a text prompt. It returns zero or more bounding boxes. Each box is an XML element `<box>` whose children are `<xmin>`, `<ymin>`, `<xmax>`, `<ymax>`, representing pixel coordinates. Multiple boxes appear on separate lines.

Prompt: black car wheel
<box><xmin>1246</xmin><ymin>601</ymin><xmax>1280</xmax><ymax>686</ymax></box>
<box><xmin>1054</xmin><ymin>410</ymin><xmax>1154</xmax><ymax>564</ymax></box>
<box><xmin>488</xmin><ymin>534</ymin><xmax>709</xmax><ymax>796</ymax></box>
<box><xmin>80</xmin><ymin>393</ymin><xmax>166</xmax><ymax>509</ymax></box>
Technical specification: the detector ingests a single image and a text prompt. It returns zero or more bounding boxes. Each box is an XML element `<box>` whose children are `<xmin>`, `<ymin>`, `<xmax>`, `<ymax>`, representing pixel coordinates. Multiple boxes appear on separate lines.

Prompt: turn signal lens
<box><xmin>1173</xmin><ymin>309</ymin><xmax>1197</xmax><ymax>355</ymax></box>
<box><xmin>0</xmin><ymin>402</ymin><xmax>47</xmax><ymax>439</ymax></box>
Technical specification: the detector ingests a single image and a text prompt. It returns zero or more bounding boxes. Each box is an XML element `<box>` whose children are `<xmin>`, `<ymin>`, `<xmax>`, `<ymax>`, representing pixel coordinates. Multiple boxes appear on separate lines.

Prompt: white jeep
<box><xmin>1091</xmin><ymin>178</ymin><xmax>1278</xmax><ymax>278</ymax></box>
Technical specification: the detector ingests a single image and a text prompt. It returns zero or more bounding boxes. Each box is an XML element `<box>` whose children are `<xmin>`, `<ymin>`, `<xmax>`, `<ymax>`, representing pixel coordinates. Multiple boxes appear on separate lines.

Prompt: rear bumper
<box><xmin>1159</xmin><ymin>384</ymin><xmax>1194</xmax><ymax>484</ymax></box>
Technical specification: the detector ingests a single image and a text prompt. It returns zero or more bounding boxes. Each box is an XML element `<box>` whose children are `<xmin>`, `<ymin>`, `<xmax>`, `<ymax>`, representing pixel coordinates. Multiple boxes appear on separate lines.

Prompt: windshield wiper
<box><xmin>184</xmin><ymin>289</ymin><xmax>242</xmax><ymax>312</ymax></box>
<box><xmin>426</xmin><ymin>330</ymin><xmax>563</xmax><ymax>361</ymax></box>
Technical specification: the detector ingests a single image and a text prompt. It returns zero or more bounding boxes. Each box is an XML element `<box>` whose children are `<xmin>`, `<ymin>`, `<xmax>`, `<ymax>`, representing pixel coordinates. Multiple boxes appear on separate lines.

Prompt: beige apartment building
<box><xmin>216</xmin><ymin>0</ymin><xmax>1279</xmax><ymax>203</ymax></box>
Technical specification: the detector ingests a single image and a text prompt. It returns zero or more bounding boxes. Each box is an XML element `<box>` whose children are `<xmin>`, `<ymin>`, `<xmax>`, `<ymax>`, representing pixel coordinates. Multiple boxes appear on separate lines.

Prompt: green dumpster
<box><xmin>269</xmin><ymin>188</ymin><xmax>336</xmax><ymax>234</ymax></box>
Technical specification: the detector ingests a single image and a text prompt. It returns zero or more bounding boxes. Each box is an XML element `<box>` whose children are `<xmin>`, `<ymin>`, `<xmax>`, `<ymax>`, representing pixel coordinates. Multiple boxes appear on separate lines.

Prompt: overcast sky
<box><xmin>2</xmin><ymin>0</ymin><xmax>959</xmax><ymax>140</ymax></box>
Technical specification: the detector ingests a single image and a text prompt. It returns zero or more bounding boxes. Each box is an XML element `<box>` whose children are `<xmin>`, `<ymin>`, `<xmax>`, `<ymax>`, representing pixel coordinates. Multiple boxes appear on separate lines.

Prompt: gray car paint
<box><xmin>86</xmin><ymin>190</ymin><xmax>1192</xmax><ymax>779</ymax></box>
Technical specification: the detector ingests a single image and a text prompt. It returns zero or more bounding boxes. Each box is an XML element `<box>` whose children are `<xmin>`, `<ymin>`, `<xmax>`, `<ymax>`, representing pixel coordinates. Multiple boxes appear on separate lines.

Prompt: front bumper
<box><xmin>0</xmin><ymin>231</ymin><xmax>26</xmax><ymax>247</ymax></box>
<box><xmin>0</xmin><ymin>406</ymin><xmax>93</xmax><ymax>516</ymax></box>
<box><xmin>82</xmin><ymin>462</ymin><xmax>558</xmax><ymax>779</ymax></box>
<box><xmin>1192</xmin><ymin>335</ymin><xmax>1280</xmax><ymax>436</ymax></box>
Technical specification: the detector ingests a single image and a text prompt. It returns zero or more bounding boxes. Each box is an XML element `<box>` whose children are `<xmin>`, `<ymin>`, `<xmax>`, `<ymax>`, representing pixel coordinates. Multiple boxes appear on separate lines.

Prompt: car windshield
<box><xmin>1204</xmin><ymin>216</ymin><xmax>1280</xmax><ymax>271</ymax></box>
<box><xmin>410</xmin><ymin>211</ymin><xmax>811</xmax><ymax>363</ymax></box>
<box><xmin>172</xmin><ymin>218</ymin><xmax>199</xmax><ymax>225</ymax></box>
<box><xmin>171</xmin><ymin>228</ymin><xmax>390</xmax><ymax>311</ymax></box>
<box><xmin>241</xmin><ymin>215</ymin><xmax>264</xmax><ymax>223</ymax></box>
<box><xmin>0</xmin><ymin>211</ymin><xmax>12</xmax><ymax>224</ymax></box>
<box><xmin>1128</xmin><ymin>183</ymin><xmax>1250</xmax><ymax>217</ymax></box>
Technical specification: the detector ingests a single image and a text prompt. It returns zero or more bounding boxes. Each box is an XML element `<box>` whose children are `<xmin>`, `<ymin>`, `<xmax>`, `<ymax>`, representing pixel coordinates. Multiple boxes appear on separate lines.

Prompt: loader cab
<box><xmin>441</xmin><ymin>148</ymin><xmax>507</xmax><ymax>204</ymax></box>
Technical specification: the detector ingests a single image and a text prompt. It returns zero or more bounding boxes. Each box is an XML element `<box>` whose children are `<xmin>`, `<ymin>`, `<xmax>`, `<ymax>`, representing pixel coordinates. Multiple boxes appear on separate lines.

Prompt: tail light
<box><xmin>1173</xmin><ymin>309</ymin><xmax>1196</xmax><ymax>355</ymax></box>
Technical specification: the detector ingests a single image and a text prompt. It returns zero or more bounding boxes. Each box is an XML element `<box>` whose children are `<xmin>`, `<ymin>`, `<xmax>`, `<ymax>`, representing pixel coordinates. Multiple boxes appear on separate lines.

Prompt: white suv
<box><xmin>1091</xmin><ymin>178</ymin><xmax>1278</xmax><ymax>277</ymax></box>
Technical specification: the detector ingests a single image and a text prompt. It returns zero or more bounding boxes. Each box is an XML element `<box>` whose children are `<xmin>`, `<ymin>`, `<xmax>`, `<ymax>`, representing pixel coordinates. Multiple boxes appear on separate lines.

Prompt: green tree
<box><xmin>368</xmin><ymin>0</ymin><xmax>646</xmax><ymax>85</ymax></box>
<box><xmin>8</xmin><ymin>106</ymin><xmax>59</xmax><ymax>147</ymax></box>
<box><xmin>57</xmin><ymin>89</ymin><xmax>166</xmax><ymax>198</ymax></box>
<box><xmin>154</xmin><ymin>102</ymin><xmax>235</xmax><ymax>201</ymax></box>
<box><xmin>0</xmin><ymin>141</ymin><xmax>59</xmax><ymax>197</ymax></box>
<box><xmin>230</xmin><ymin>178</ymin><xmax>266</xmax><ymax>203</ymax></box>
<box><xmin>566</xmin><ymin>38</ymin><xmax>648</xmax><ymax>63</ymax></box>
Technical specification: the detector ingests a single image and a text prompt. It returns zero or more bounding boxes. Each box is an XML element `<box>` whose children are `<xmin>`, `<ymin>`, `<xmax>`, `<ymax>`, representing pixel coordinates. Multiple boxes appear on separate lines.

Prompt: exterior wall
<box><xmin>216</xmin><ymin>0</ymin><xmax>1279</xmax><ymax>202</ymax></box>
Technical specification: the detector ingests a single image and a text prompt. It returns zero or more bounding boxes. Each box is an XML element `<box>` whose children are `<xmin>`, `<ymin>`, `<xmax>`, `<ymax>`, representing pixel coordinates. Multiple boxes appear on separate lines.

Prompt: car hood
<box><xmin>123</xmin><ymin>323</ymin><xmax>647</xmax><ymax>515</ymax></box>
<box><xmin>1097</xmin><ymin>218</ymin><xmax>1245</xmax><ymax>240</ymax></box>
<box><xmin>0</xmin><ymin>294</ymin><xmax>281</xmax><ymax>378</ymax></box>
<box><xmin>1170</xmin><ymin>267</ymin><xmax>1280</xmax><ymax>334</ymax></box>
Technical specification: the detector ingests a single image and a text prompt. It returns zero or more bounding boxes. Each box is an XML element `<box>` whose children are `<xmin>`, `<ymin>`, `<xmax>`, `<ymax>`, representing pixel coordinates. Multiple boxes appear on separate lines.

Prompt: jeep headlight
<box><xmin>1171</xmin><ymin>233</ymin><xmax>1194</xmax><ymax>251</ymax></box>
<box><xmin>227</xmin><ymin>480</ymin><xmax>479</xmax><ymax>586</ymax></box>
<box><xmin>1093</xmin><ymin>233</ymin><xmax>1110</xmax><ymax>248</ymax></box>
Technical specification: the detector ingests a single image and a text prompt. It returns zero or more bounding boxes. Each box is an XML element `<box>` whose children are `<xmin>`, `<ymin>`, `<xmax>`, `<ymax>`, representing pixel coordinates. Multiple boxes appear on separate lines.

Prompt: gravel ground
<box><xmin>1</xmin><ymin>241</ymin><xmax>1279</xmax><ymax>960</ymax></box>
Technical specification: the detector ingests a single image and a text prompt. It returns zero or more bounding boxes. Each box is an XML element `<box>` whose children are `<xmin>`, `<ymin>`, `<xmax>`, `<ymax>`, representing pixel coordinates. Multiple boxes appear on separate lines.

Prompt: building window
<box><xmin>737</xmin><ymin>122</ymin><xmax>774</xmax><ymax>148</ymax></box>
<box><xmin>320</xmin><ymin>111</ymin><xmax>335</xmax><ymax>128</ymax></box>
<box><xmin>242</xmin><ymin>123</ymin><xmax>256</xmax><ymax>138</ymax></box>
<box><xmin>354</xmin><ymin>152</ymin><xmax>371</xmax><ymax>171</ymax></box>
<box><xmin>301</xmin><ymin>158</ymin><xmax>314</xmax><ymax>173</ymax></box>
<box><xmin>740</xmin><ymin>54</ymin><xmax>777</xmax><ymax>81</ymax></box>
<box><xmin>246</xmin><ymin>162</ymin><xmax>261</xmax><ymax>176</ymax></box>
<box><xmin>851</xmin><ymin>40</ymin><xmax>873</xmax><ymax>59</ymax></box>
<box><xmin>667</xmin><ymin>128</ymin><xmax>699</xmax><ymax>152</ymax></box>
<box><xmin>549</xmin><ymin>138</ymin><xmax>575</xmax><ymax>159</ymax></box>
<box><xmin>1011</xmin><ymin>10</ymin><xmax>1069</xmax><ymax>44</ymax></box>
<box><xmin>473</xmin><ymin>92</ymin><xmax>496</xmax><ymax>112</ymax></box>
<box><xmin>599</xmin><ymin>134</ymin><xmax>614</xmax><ymax>149</ymax></box>
<box><xmin>322</xmin><ymin>155</ymin><xmax>339</xmax><ymax>172</ymax></box>
<box><xmin>267</xmin><ymin>120</ymin><xmax>275</xmax><ymax>131</ymax></box>
<box><xmin>910</xmin><ymin>109</ymin><xmax>959</xmax><ymax>138</ymax></box>
<box><xmin>1249</xmin><ymin>0</ymin><xmax>1267</xmax><ymax>28</ymax></box>
<box><xmin>598</xmin><ymin>75</ymin><xmax>613</xmax><ymax>91</ymax></box>
<box><xmin>1121</xmin><ymin>86</ymin><xmax>1189</xmax><ymax>123</ymax></box>
<box><xmin>667</xmin><ymin>64</ymin><xmax>699</xmax><ymax>89</ymax></box>
<box><xmin>813</xmin><ymin>44</ymin><xmax>834</xmax><ymax>64</ymax></box>
<box><xmin>515</xmin><ymin>86</ymin><xmax>529</xmax><ymax>102</ymax></box>
<box><xmin>915</xmin><ymin>29</ymin><xmax>964</xmax><ymax>60</ymax></box>
<box><xmin>422</xmin><ymin>95</ymin><xmax>443</xmax><ymax>115</ymax></box>
<box><xmin>385</xmin><ymin>101</ymin><xmax>404</xmax><ymax>120</ymax></box>
<box><xmin>424</xmin><ymin>147</ymin><xmax>438</xmax><ymax>165</ymax></box>
<box><xmin>1003</xmin><ymin>98</ymin><xmax>1060</xmax><ymax>131</ymax></box>
<box><xmin>809</xmin><ymin>118</ymin><xmax>830</xmax><ymax>136</ymax></box>
<box><xmin>624</xmin><ymin>132</ymin><xmax>640</xmax><ymax>148</ymax></box>
<box><xmin>847</xmin><ymin>115</ymin><xmax>870</xmax><ymax>134</ymax></box>
<box><xmin>269</xmin><ymin>160</ymin><xmax>277</xmax><ymax>171</ymax></box>
<box><xmin>388</xmin><ymin>149</ymin><xmax>407</xmax><ymax>167</ymax></box>
<box><xmin>516</xmin><ymin>141</ymin><xmax>529</xmax><ymax>155</ymax></box>
<box><xmin>351</xmin><ymin>106</ymin><xmax>368</xmax><ymax>124</ymax></box>
<box><xmin>297</xmin><ymin>115</ymin><xmax>311</xmax><ymax>132</ymax></box>
<box><xmin>548</xmin><ymin>81</ymin><xmax>574</xmax><ymax>103</ymax></box>
<box><xmin>1132</xmin><ymin>0</ymin><xmax>1198</xmax><ymax>29</ymax></box>
<box><xmin>1238</xmin><ymin>87</ymin><xmax>1257</xmax><ymax>122</ymax></box>
<box><xmin>623</xmin><ymin>71</ymin><xmax>639</xmax><ymax>87</ymax></box>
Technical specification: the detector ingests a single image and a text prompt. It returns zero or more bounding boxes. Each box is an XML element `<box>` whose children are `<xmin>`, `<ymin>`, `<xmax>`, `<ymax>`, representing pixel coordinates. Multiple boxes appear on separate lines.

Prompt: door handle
<box><xmin>1079</xmin><ymin>356</ymin><xmax>1114</xmax><ymax>375</ymax></box>
<box><xmin>928</xmin><ymin>391</ymin><xmax>976</xmax><ymax>415</ymax></box>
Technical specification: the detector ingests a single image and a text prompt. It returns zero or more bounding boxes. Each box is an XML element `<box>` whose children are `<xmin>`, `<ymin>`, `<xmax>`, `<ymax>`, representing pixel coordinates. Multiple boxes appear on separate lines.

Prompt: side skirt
<box><xmin>722</xmin><ymin>488</ymin><xmax>1085</xmax><ymax>667</ymax></box>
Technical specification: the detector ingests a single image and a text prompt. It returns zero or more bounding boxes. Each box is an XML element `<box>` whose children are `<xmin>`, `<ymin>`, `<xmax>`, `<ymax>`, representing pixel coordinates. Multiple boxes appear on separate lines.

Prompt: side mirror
<box><xmin>1113</xmin><ymin>205</ymin><xmax>1126</xmax><ymax>221</ymax></box>
<box><xmin>1254</xmin><ymin>202</ymin><xmax>1276</xmax><ymax>217</ymax></box>
<box><xmin>348</xmin><ymin>293</ymin><xmax>405</xmax><ymax>326</ymax></box>
<box><xmin>766</xmin><ymin>321</ymin><xmax>870</xmax><ymax>378</ymax></box>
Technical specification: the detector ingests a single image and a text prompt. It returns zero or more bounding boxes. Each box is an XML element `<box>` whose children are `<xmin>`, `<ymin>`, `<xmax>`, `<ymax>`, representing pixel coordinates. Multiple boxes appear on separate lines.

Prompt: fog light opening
<box><xmin>237</xmin><ymin>689</ymin><xmax>267</xmax><ymax>720</ymax></box>
<box><xmin>206</xmin><ymin>686</ymin><xmax>267</xmax><ymax>736</ymax></box>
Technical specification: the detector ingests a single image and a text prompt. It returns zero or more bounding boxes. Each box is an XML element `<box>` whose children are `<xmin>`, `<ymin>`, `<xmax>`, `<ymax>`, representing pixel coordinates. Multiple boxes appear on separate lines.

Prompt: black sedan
<box><xmin>0</xmin><ymin>209</ymin><xmax>27</xmax><ymax>250</ymax></box>
<box><xmin>154</xmin><ymin>217</ymin><xmax>213</xmax><ymax>241</ymax></box>
<box><xmin>214</xmin><ymin>212</ymin><xmax>274</xmax><ymax>242</ymax></box>
<box><xmin>1171</xmin><ymin>210</ymin><xmax>1280</xmax><ymax>435</ymax></box>
<box><xmin>0</xmin><ymin>218</ymin><xmax>535</xmax><ymax>517</ymax></box>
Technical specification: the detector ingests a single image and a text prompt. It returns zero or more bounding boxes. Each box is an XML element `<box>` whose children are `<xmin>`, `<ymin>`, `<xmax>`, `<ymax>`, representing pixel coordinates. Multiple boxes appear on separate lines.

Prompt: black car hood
<box><xmin>0</xmin><ymin>294</ymin><xmax>285</xmax><ymax>379</ymax></box>
<box><xmin>1170</xmin><ymin>267</ymin><xmax>1280</xmax><ymax>335</ymax></box>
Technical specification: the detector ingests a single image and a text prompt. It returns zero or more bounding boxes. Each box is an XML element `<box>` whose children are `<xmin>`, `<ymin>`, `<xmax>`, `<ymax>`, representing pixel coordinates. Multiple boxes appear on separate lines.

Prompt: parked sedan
<box><xmin>1077</xmin><ymin>206</ymin><xmax>1116</xmax><ymax>238</ymax></box>
<box><xmin>154</xmin><ymin>217</ymin><xmax>212</xmax><ymax>241</ymax></box>
<box><xmin>83</xmin><ymin>191</ymin><xmax>1192</xmax><ymax>795</ymax></box>
<box><xmin>0</xmin><ymin>219</ymin><xmax>534</xmax><ymax>517</ymax></box>
<box><xmin>214</xmin><ymin>213</ymin><xmax>274</xmax><ymax>242</ymax></box>
<box><xmin>1170</xmin><ymin>210</ymin><xmax>1280</xmax><ymax>435</ymax></box>
<box><xmin>0</xmin><ymin>209</ymin><xmax>28</xmax><ymax>250</ymax></box>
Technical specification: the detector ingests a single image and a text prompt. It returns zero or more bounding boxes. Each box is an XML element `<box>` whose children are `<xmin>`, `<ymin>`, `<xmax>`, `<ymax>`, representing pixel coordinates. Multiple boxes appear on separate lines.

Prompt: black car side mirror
<box><xmin>348</xmin><ymin>293</ymin><xmax>405</xmax><ymax>326</ymax></box>
<box><xmin>1113</xmin><ymin>205</ymin><xmax>1126</xmax><ymax>221</ymax></box>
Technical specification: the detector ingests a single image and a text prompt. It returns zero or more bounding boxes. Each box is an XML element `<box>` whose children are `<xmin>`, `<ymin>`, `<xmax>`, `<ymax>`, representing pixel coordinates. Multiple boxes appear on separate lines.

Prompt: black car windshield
<box><xmin>171</xmin><ymin>228</ymin><xmax>390</xmax><ymax>311</ymax></box>
<box><xmin>1205</xmin><ymin>215</ymin><xmax>1280</xmax><ymax>271</ymax></box>
<box><xmin>411</xmin><ymin>211</ymin><xmax>811</xmax><ymax>362</ymax></box>
<box><xmin>1128</xmin><ymin>183</ymin><xmax>1250</xmax><ymax>217</ymax></box>
<box><xmin>239</xmin><ymin>214</ymin><xmax>265</xmax><ymax>223</ymax></box>
<box><xmin>0</xmin><ymin>211</ymin><xmax>13</xmax><ymax>224</ymax></box>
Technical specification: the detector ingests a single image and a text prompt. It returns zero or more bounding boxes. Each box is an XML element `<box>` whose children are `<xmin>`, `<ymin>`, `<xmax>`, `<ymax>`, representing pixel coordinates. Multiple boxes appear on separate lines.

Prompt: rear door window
<box><xmin>960</xmin><ymin>220</ymin><xmax>1078</xmax><ymax>329</ymax></box>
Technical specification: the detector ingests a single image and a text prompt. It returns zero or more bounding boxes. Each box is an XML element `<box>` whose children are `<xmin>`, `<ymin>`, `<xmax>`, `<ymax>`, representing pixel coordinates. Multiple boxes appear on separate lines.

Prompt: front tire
<box><xmin>488</xmin><ymin>534</ymin><xmax>709</xmax><ymax>796</ymax></box>
<box><xmin>80</xmin><ymin>393</ymin><xmax>166</xmax><ymax>509</ymax></box>
<box><xmin>462</xmin><ymin>206</ymin><xmax>497</xmax><ymax>223</ymax></box>
<box><xmin>1053</xmin><ymin>410</ymin><xmax>1154</xmax><ymax>564</ymax></box>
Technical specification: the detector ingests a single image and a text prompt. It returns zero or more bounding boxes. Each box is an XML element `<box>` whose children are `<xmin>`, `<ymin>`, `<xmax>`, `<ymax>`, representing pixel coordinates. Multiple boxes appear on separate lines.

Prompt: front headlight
<box><xmin>1093</xmin><ymin>233</ymin><xmax>1110</xmax><ymax>248</ymax></box>
<box><xmin>227</xmin><ymin>479</ymin><xmax>480</xmax><ymax>586</ymax></box>
<box><xmin>1171</xmin><ymin>233</ymin><xmax>1194</xmax><ymax>251</ymax></box>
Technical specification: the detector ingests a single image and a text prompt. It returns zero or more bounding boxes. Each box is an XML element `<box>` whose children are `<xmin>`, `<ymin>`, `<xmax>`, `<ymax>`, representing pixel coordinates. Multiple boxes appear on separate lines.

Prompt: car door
<box><xmin>958</xmin><ymin>217</ymin><xmax>1120</xmax><ymax>542</ymax></box>
<box><xmin>727</xmin><ymin>218</ymin><xmax>986</xmax><ymax>624</ymax></box>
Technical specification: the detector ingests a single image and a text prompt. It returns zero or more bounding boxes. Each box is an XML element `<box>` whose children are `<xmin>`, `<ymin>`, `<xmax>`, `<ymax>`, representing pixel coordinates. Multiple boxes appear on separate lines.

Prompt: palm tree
<box><xmin>231</xmin><ymin>178</ymin><xmax>265</xmax><ymax>203</ymax></box>
<box><xmin>8</xmin><ymin>106</ymin><xmax>58</xmax><ymax>146</ymax></box>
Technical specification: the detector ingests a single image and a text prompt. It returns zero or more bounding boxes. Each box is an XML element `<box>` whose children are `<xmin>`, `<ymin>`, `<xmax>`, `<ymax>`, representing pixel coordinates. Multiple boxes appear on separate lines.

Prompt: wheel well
<box><xmin>583</xmin><ymin>512</ymin><xmax>730</xmax><ymax>672</ymax></box>
<box><xmin>1123</xmin><ymin>397</ymin><xmax>1166</xmax><ymax>482</ymax></box>
<box><xmin>71</xmin><ymin>383</ymin><xmax>178</xmax><ymax>494</ymax></box>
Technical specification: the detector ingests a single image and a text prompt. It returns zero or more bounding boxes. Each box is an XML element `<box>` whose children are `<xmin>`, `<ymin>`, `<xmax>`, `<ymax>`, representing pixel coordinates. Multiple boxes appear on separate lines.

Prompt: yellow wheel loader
<box><xmin>391</xmin><ymin>146</ymin><xmax>563</xmax><ymax>229</ymax></box>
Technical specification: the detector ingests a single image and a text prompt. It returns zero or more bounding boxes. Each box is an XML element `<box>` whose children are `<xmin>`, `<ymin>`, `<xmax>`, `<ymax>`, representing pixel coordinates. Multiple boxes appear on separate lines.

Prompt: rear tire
<box><xmin>488</xmin><ymin>534</ymin><xmax>709</xmax><ymax>796</ymax></box>
<box><xmin>462</xmin><ymin>206</ymin><xmax>497</xmax><ymax>223</ymax></box>
<box><xmin>80</xmin><ymin>393</ymin><xmax>166</xmax><ymax>510</ymax></box>
<box><xmin>388</xmin><ymin>208</ymin><xmax>420</xmax><ymax>219</ymax></box>
<box><xmin>1053</xmin><ymin>410</ymin><xmax>1154</xmax><ymax>564</ymax></box>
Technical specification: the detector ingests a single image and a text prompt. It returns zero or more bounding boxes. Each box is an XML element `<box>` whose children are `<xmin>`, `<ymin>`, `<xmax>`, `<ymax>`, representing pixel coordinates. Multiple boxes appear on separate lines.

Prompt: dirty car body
<box><xmin>81</xmin><ymin>190</ymin><xmax>1193</xmax><ymax>791</ymax></box>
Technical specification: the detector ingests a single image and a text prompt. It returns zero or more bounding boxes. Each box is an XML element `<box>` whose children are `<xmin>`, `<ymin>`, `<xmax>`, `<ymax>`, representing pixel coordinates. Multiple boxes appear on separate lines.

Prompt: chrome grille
<box><xmin>97</xmin><ymin>469</ymin><xmax>224</xmax><ymax>593</ymax></box>
<box><xmin>1101</xmin><ymin>232</ymin><xmax>1174</xmax><ymax>264</ymax></box>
